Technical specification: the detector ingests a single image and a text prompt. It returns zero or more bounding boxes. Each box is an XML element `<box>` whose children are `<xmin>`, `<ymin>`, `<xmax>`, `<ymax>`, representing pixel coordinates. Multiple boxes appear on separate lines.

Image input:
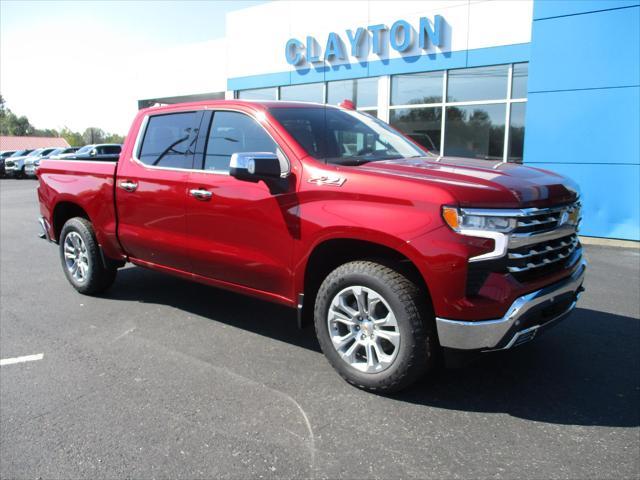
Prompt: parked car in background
<box><xmin>26</xmin><ymin>147</ymin><xmax>80</xmax><ymax>177</ymax></box>
<box><xmin>1</xmin><ymin>150</ymin><xmax>18</xmax><ymax>177</ymax></box>
<box><xmin>4</xmin><ymin>149</ymin><xmax>36</xmax><ymax>178</ymax></box>
<box><xmin>48</xmin><ymin>147</ymin><xmax>80</xmax><ymax>159</ymax></box>
<box><xmin>53</xmin><ymin>144</ymin><xmax>121</xmax><ymax>162</ymax></box>
<box><xmin>8</xmin><ymin>148</ymin><xmax>57</xmax><ymax>178</ymax></box>
<box><xmin>56</xmin><ymin>144</ymin><xmax>95</xmax><ymax>159</ymax></box>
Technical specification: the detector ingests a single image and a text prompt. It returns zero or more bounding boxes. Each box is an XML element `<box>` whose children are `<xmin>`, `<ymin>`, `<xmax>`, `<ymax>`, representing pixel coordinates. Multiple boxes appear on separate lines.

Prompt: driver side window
<box><xmin>204</xmin><ymin>111</ymin><xmax>277</xmax><ymax>173</ymax></box>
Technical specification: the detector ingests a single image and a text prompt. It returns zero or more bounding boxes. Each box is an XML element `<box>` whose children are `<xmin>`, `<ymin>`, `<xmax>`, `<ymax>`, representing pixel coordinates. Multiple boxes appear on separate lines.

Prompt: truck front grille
<box><xmin>465</xmin><ymin>201</ymin><xmax>583</xmax><ymax>294</ymax></box>
<box><xmin>508</xmin><ymin>234</ymin><xmax>579</xmax><ymax>273</ymax></box>
<box><xmin>505</xmin><ymin>201</ymin><xmax>582</xmax><ymax>282</ymax></box>
<box><xmin>507</xmin><ymin>234</ymin><xmax>581</xmax><ymax>282</ymax></box>
<box><xmin>513</xmin><ymin>202</ymin><xmax>581</xmax><ymax>235</ymax></box>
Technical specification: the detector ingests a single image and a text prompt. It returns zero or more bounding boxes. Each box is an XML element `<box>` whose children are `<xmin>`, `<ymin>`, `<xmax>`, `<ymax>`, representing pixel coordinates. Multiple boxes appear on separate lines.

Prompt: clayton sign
<box><xmin>285</xmin><ymin>16</ymin><xmax>444</xmax><ymax>67</ymax></box>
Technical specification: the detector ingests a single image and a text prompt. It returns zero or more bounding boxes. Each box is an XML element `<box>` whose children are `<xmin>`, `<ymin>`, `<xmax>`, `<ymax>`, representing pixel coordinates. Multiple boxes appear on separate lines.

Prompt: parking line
<box><xmin>0</xmin><ymin>353</ymin><xmax>44</xmax><ymax>366</ymax></box>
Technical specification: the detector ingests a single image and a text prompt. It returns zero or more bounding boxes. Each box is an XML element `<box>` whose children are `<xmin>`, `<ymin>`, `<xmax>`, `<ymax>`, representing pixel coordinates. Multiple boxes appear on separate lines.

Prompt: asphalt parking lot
<box><xmin>1</xmin><ymin>178</ymin><xmax>639</xmax><ymax>479</ymax></box>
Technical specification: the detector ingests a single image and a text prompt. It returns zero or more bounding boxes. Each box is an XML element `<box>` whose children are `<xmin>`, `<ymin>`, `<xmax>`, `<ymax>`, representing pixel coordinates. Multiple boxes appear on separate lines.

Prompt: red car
<box><xmin>36</xmin><ymin>100</ymin><xmax>585</xmax><ymax>392</ymax></box>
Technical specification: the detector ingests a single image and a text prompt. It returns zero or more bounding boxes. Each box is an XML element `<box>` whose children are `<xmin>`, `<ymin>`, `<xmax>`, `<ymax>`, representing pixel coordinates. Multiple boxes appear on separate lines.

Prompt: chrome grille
<box><xmin>513</xmin><ymin>203</ymin><xmax>581</xmax><ymax>235</ymax></box>
<box><xmin>507</xmin><ymin>201</ymin><xmax>582</xmax><ymax>281</ymax></box>
<box><xmin>507</xmin><ymin>234</ymin><xmax>579</xmax><ymax>273</ymax></box>
<box><xmin>5</xmin><ymin>160</ymin><xmax>15</xmax><ymax>168</ymax></box>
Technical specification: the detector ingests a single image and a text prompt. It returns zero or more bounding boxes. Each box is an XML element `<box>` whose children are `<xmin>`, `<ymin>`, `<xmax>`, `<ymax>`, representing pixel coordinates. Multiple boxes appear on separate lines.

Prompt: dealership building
<box><xmin>138</xmin><ymin>0</ymin><xmax>639</xmax><ymax>241</ymax></box>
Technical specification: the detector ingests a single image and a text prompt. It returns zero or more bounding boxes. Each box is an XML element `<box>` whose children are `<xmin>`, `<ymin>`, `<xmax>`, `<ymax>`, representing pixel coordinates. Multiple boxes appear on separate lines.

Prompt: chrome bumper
<box><xmin>436</xmin><ymin>260</ymin><xmax>587</xmax><ymax>351</ymax></box>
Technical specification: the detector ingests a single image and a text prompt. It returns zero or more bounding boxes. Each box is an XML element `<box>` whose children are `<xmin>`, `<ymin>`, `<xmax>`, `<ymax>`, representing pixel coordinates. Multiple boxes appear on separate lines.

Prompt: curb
<box><xmin>580</xmin><ymin>236</ymin><xmax>640</xmax><ymax>249</ymax></box>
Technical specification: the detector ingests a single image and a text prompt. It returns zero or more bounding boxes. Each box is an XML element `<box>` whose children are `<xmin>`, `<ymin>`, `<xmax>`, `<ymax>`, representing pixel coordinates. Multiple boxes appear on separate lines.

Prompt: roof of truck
<box><xmin>139</xmin><ymin>99</ymin><xmax>342</xmax><ymax>116</ymax></box>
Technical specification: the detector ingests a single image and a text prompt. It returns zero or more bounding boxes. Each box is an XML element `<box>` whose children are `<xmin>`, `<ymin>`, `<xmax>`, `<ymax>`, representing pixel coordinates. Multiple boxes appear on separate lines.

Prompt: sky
<box><xmin>0</xmin><ymin>0</ymin><xmax>266</xmax><ymax>135</ymax></box>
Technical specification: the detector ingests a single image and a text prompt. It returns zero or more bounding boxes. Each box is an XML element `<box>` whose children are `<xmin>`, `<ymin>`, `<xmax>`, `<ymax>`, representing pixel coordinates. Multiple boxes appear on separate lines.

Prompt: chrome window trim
<box><xmin>131</xmin><ymin>108</ymin><xmax>290</xmax><ymax>176</ymax></box>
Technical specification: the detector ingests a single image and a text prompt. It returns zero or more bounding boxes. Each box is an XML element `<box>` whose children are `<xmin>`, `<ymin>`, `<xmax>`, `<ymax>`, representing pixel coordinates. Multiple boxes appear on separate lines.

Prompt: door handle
<box><xmin>189</xmin><ymin>188</ymin><xmax>213</xmax><ymax>200</ymax></box>
<box><xmin>119</xmin><ymin>180</ymin><xmax>138</xmax><ymax>192</ymax></box>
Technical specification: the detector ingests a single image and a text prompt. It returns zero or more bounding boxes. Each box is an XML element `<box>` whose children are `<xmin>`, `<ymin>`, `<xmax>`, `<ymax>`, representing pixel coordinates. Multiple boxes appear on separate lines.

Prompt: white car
<box><xmin>25</xmin><ymin>147</ymin><xmax>80</xmax><ymax>177</ymax></box>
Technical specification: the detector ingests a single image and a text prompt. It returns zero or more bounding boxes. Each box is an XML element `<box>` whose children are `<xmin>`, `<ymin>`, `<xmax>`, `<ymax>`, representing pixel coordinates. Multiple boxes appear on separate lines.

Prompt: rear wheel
<box><xmin>314</xmin><ymin>261</ymin><xmax>438</xmax><ymax>393</ymax></box>
<box><xmin>59</xmin><ymin>217</ymin><xmax>117</xmax><ymax>294</ymax></box>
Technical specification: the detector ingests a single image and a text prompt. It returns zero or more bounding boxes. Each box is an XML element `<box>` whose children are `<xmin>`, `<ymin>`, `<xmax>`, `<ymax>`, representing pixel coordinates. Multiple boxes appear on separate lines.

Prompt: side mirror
<box><xmin>90</xmin><ymin>149</ymin><xmax>97</xmax><ymax>156</ymax></box>
<box><xmin>229</xmin><ymin>151</ymin><xmax>291</xmax><ymax>193</ymax></box>
<box><xmin>229</xmin><ymin>151</ymin><xmax>290</xmax><ymax>182</ymax></box>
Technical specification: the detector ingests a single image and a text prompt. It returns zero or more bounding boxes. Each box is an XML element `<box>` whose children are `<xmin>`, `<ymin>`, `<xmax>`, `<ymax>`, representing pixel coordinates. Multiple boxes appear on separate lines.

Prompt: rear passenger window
<box><xmin>204</xmin><ymin>111</ymin><xmax>277</xmax><ymax>172</ymax></box>
<box><xmin>138</xmin><ymin>112</ymin><xmax>200</xmax><ymax>168</ymax></box>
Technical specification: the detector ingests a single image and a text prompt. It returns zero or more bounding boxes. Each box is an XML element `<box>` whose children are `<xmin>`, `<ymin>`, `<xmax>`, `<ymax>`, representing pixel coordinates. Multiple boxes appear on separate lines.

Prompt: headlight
<box><xmin>442</xmin><ymin>206</ymin><xmax>516</xmax><ymax>233</ymax></box>
<box><xmin>34</xmin><ymin>159</ymin><xmax>41</xmax><ymax>166</ymax></box>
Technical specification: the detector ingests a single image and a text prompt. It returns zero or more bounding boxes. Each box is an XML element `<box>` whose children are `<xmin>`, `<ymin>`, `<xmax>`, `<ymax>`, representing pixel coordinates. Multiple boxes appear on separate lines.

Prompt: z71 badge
<box><xmin>307</xmin><ymin>175</ymin><xmax>346</xmax><ymax>187</ymax></box>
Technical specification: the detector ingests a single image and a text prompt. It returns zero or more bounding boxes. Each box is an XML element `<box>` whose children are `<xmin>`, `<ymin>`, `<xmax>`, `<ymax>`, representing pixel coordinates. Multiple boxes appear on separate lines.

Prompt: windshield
<box><xmin>27</xmin><ymin>149</ymin><xmax>44</xmax><ymax>157</ymax></box>
<box><xmin>269</xmin><ymin>107</ymin><xmax>428</xmax><ymax>165</ymax></box>
<box><xmin>76</xmin><ymin>145</ymin><xmax>93</xmax><ymax>154</ymax></box>
<box><xmin>11</xmin><ymin>149</ymin><xmax>31</xmax><ymax>157</ymax></box>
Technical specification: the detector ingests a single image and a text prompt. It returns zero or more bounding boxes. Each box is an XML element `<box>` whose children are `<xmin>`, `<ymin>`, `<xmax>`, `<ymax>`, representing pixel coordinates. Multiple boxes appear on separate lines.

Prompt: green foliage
<box><xmin>59</xmin><ymin>127</ymin><xmax>84</xmax><ymax>147</ymax></box>
<box><xmin>0</xmin><ymin>94</ymin><xmax>124</xmax><ymax>146</ymax></box>
<box><xmin>104</xmin><ymin>133</ymin><xmax>125</xmax><ymax>144</ymax></box>
<box><xmin>82</xmin><ymin>127</ymin><xmax>106</xmax><ymax>144</ymax></box>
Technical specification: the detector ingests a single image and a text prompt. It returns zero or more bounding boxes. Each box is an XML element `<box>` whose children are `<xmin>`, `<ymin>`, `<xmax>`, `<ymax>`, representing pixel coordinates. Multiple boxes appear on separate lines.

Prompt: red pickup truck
<box><xmin>37</xmin><ymin>100</ymin><xmax>585</xmax><ymax>392</ymax></box>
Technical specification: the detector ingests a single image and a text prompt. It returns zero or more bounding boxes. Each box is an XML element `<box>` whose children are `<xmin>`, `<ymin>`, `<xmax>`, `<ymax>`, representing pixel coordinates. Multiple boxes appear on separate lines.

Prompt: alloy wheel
<box><xmin>327</xmin><ymin>285</ymin><xmax>401</xmax><ymax>373</ymax></box>
<box><xmin>63</xmin><ymin>231</ymin><xmax>90</xmax><ymax>282</ymax></box>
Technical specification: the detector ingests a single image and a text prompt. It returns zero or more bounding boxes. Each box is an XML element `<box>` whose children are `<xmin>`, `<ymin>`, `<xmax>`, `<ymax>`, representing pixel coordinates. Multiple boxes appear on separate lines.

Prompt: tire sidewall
<box><xmin>315</xmin><ymin>269</ymin><xmax>423</xmax><ymax>389</ymax></box>
<box><xmin>59</xmin><ymin>220</ymin><xmax>94</xmax><ymax>291</ymax></box>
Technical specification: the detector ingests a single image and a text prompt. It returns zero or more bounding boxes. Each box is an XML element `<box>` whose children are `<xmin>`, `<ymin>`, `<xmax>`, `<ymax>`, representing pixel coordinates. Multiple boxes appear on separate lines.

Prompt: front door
<box><xmin>117</xmin><ymin>110</ymin><xmax>204</xmax><ymax>271</ymax></box>
<box><xmin>185</xmin><ymin>110</ymin><xmax>296</xmax><ymax>301</ymax></box>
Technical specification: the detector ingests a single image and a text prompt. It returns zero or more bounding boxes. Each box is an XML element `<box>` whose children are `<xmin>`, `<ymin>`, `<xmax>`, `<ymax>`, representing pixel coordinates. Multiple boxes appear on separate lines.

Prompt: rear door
<box><xmin>116</xmin><ymin>110</ymin><xmax>204</xmax><ymax>271</ymax></box>
<box><xmin>184</xmin><ymin>109</ymin><xmax>296</xmax><ymax>300</ymax></box>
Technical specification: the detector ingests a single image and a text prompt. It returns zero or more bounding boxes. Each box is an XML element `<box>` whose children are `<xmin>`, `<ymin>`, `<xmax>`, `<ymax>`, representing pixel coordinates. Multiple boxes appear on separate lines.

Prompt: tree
<box><xmin>0</xmin><ymin>94</ymin><xmax>36</xmax><ymax>136</ymax></box>
<box><xmin>1</xmin><ymin>95</ymin><xmax>125</xmax><ymax>145</ymax></box>
<box><xmin>104</xmin><ymin>133</ymin><xmax>125</xmax><ymax>144</ymax></box>
<box><xmin>60</xmin><ymin>127</ymin><xmax>84</xmax><ymax>147</ymax></box>
<box><xmin>82</xmin><ymin>127</ymin><xmax>105</xmax><ymax>145</ymax></box>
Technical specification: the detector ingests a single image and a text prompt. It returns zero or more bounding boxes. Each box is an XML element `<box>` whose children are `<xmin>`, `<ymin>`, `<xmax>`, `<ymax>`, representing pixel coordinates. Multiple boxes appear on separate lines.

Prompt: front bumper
<box><xmin>436</xmin><ymin>259</ymin><xmax>586</xmax><ymax>351</ymax></box>
<box><xmin>4</xmin><ymin>165</ymin><xmax>19</xmax><ymax>176</ymax></box>
<box><xmin>24</xmin><ymin>165</ymin><xmax>37</xmax><ymax>176</ymax></box>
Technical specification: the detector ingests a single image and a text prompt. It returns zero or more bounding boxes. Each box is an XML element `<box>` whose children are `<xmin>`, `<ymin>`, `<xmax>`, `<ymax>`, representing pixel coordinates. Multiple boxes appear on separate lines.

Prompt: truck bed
<box><xmin>37</xmin><ymin>159</ymin><xmax>124</xmax><ymax>260</ymax></box>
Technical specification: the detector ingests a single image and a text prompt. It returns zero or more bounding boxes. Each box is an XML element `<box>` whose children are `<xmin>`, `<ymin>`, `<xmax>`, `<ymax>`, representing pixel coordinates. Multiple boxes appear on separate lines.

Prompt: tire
<box><xmin>59</xmin><ymin>217</ymin><xmax>117</xmax><ymax>295</ymax></box>
<box><xmin>314</xmin><ymin>260</ymin><xmax>438</xmax><ymax>393</ymax></box>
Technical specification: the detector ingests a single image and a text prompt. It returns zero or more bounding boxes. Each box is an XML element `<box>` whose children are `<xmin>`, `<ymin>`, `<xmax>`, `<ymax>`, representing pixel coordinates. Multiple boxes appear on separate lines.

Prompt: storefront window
<box><xmin>508</xmin><ymin>103</ymin><xmax>526</xmax><ymax>162</ymax></box>
<box><xmin>444</xmin><ymin>104</ymin><xmax>506</xmax><ymax>160</ymax></box>
<box><xmin>389</xmin><ymin>107</ymin><xmax>442</xmax><ymax>153</ymax></box>
<box><xmin>511</xmin><ymin>63</ymin><xmax>528</xmax><ymax>99</ymax></box>
<box><xmin>327</xmin><ymin>78</ymin><xmax>378</xmax><ymax>108</ymax></box>
<box><xmin>391</xmin><ymin>71</ymin><xmax>443</xmax><ymax>106</ymax></box>
<box><xmin>236</xmin><ymin>62</ymin><xmax>527</xmax><ymax>162</ymax></box>
<box><xmin>237</xmin><ymin>87</ymin><xmax>277</xmax><ymax>100</ymax></box>
<box><xmin>447</xmin><ymin>65</ymin><xmax>509</xmax><ymax>103</ymax></box>
<box><xmin>280</xmin><ymin>83</ymin><xmax>324</xmax><ymax>103</ymax></box>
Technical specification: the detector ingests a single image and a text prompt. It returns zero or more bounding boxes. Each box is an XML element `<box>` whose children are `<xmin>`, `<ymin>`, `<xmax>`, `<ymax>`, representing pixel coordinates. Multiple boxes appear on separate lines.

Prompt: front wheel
<box><xmin>314</xmin><ymin>261</ymin><xmax>438</xmax><ymax>393</ymax></box>
<box><xmin>59</xmin><ymin>217</ymin><xmax>117</xmax><ymax>294</ymax></box>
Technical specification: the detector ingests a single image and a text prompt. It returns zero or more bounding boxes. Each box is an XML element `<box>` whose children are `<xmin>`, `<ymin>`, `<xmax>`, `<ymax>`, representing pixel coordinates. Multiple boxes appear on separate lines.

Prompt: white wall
<box><xmin>225</xmin><ymin>0</ymin><xmax>533</xmax><ymax>81</ymax></box>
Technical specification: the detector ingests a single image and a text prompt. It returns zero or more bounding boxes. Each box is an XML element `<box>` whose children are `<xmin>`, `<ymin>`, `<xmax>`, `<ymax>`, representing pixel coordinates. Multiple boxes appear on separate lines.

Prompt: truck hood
<box><xmin>358</xmin><ymin>156</ymin><xmax>579</xmax><ymax>208</ymax></box>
